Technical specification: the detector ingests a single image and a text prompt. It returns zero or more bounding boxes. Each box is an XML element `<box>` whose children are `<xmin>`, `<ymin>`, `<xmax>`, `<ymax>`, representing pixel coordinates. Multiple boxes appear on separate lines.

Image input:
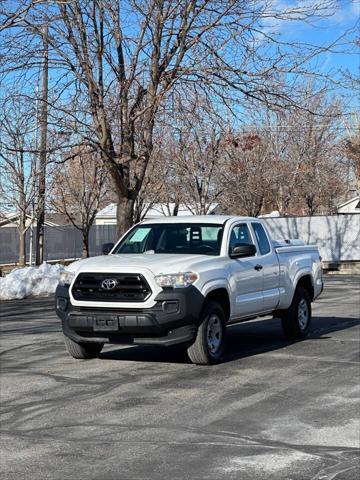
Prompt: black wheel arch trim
<box><xmin>295</xmin><ymin>274</ymin><xmax>315</xmax><ymax>301</ymax></box>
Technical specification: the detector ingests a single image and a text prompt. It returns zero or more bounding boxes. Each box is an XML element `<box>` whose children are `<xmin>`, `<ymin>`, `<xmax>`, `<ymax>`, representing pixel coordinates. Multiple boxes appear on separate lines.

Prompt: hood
<box><xmin>66</xmin><ymin>253</ymin><xmax>216</xmax><ymax>276</ymax></box>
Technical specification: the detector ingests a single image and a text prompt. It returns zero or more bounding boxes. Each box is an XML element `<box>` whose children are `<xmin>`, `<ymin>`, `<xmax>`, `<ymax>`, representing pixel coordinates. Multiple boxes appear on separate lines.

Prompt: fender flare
<box><xmin>201</xmin><ymin>279</ymin><xmax>231</xmax><ymax>299</ymax></box>
<box><xmin>292</xmin><ymin>269</ymin><xmax>315</xmax><ymax>301</ymax></box>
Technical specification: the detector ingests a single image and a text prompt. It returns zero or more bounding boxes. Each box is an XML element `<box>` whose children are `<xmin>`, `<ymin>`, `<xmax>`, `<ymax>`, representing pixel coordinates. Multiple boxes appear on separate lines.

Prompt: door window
<box><xmin>229</xmin><ymin>224</ymin><xmax>255</xmax><ymax>253</ymax></box>
<box><xmin>252</xmin><ymin>223</ymin><xmax>271</xmax><ymax>255</ymax></box>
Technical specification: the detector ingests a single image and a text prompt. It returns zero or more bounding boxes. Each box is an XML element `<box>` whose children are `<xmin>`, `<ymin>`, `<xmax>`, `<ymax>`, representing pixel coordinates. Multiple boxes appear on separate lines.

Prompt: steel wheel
<box><xmin>206</xmin><ymin>314</ymin><xmax>223</xmax><ymax>354</ymax></box>
<box><xmin>298</xmin><ymin>298</ymin><xmax>309</xmax><ymax>330</ymax></box>
<box><xmin>187</xmin><ymin>301</ymin><xmax>226</xmax><ymax>365</ymax></box>
<box><xmin>279</xmin><ymin>286</ymin><xmax>312</xmax><ymax>340</ymax></box>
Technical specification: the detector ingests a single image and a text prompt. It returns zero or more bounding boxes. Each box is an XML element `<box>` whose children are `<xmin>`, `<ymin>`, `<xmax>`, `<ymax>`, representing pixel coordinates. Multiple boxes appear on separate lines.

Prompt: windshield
<box><xmin>113</xmin><ymin>223</ymin><xmax>224</xmax><ymax>256</ymax></box>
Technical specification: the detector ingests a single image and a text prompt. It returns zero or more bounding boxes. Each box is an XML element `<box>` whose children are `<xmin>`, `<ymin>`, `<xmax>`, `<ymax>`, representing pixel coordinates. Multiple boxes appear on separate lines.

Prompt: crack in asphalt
<box><xmin>1</xmin><ymin>423</ymin><xmax>359</xmax><ymax>456</ymax></box>
<box><xmin>1</xmin><ymin>423</ymin><xmax>358</xmax><ymax>480</ymax></box>
<box><xmin>310</xmin><ymin>461</ymin><xmax>359</xmax><ymax>480</ymax></box>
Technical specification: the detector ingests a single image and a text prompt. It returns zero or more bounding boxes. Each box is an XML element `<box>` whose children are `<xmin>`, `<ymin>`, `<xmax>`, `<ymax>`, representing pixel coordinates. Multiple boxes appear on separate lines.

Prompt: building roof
<box><xmin>96</xmin><ymin>203</ymin><xmax>117</xmax><ymax>217</ymax></box>
<box><xmin>0</xmin><ymin>212</ymin><xmax>60</xmax><ymax>227</ymax></box>
<box><xmin>141</xmin><ymin>215</ymin><xmax>234</xmax><ymax>225</ymax></box>
<box><xmin>96</xmin><ymin>202</ymin><xmax>220</xmax><ymax>219</ymax></box>
<box><xmin>337</xmin><ymin>195</ymin><xmax>360</xmax><ymax>209</ymax></box>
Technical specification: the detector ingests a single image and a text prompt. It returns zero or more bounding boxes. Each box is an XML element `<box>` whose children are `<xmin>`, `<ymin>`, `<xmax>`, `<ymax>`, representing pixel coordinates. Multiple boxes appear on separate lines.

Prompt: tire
<box><xmin>63</xmin><ymin>335</ymin><xmax>104</xmax><ymax>359</ymax></box>
<box><xmin>279</xmin><ymin>287</ymin><xmax>312</xmax><ymax>340</ymax></box>
<box><xmin>187</xmin><ymin>301</ymin><xmax>226</xmax><ymax>365</ymax></box>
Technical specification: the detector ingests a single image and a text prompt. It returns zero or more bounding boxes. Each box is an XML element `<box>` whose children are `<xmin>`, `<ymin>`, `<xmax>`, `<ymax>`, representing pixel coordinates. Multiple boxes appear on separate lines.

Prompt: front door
<box><xmin>227</xmin><ymin>223</ymin><xmax>264</xmax><ymax>319</ymax></box>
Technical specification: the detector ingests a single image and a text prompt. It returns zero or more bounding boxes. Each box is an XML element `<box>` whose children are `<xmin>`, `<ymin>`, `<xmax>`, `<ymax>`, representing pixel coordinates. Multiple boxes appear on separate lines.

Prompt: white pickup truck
<box><xmin>55</xmin><ymin>216</ymin><xmax>323</xmax><ymax>365</ymax></box>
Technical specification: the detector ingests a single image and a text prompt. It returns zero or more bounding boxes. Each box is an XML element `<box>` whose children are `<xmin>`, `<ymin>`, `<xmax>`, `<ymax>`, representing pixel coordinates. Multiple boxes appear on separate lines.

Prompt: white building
<box><xmin>0</xmin><ymin>212</ymin><xmax>60</xmax><ymax>228</ymax></box>
<box><xmin>337</xmin><ymin>196</ymin><xmax>360</xmax><ymax>214</ymax></box>
<box><xmin>95</xmin><ymin>202</ymin><xmax>220</xmax><ymax>225</ymax></box>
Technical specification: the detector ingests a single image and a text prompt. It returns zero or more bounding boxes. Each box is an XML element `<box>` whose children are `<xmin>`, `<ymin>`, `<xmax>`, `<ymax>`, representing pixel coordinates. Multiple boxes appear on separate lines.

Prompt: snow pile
<box><xmin>0</xmin><ymin>263</ymin><xmax>65</xmax><ymax>300</ymax></box>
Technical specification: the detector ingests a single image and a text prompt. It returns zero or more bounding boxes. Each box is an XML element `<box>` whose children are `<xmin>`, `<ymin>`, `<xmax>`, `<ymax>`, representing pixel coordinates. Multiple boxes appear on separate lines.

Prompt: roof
<box><xmin>337</xmin><ymin>195</ymin><xmax>360</xmax><ymax>209</ymax></box>
<box><xmin>96</xmin><ymin>202</ymin><xmax>220</xmax><ymax>218</ymax></box>
<box><xmin>141</xmin><ymin>215</ymin><xmax>254</xmax><ymax>225</ymax></box>
<box><xmin>96</xmin><ymin>203</ymin><xmax>117</xmax><ymax>217</ymax></box>
<box><xmin>0</xmin><ymin>213</ymin><xmax>18</xmax><ymax>227</ymax></box>
<box><xmin>259</xmin><ymin>210</ymin><xmax>281</xmax><ymax>218</ymax></box>
<box><xmin>0</xmin><ymin>212</ymin><xmax>60</xmax><ymax>227</ymax></box>
<box><xmin>145</xmin><ymin>203</ymin><xmax>219</xmax><ymax>217</ymax></box>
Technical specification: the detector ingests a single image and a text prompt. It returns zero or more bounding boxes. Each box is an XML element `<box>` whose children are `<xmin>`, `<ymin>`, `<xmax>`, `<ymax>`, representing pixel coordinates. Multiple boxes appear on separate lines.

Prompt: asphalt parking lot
<box><xmin>0</xmin><ymin>275</ymin><xmax>359</xmax><ymax>480</ymax></box>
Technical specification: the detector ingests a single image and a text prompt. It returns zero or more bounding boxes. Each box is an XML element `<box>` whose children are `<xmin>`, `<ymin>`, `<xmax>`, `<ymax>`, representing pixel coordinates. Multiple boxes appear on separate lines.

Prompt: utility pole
<box><xmin>36</xmin><ymin>25</ymin><xmax>48</xmax><ymax>265</ymax></box>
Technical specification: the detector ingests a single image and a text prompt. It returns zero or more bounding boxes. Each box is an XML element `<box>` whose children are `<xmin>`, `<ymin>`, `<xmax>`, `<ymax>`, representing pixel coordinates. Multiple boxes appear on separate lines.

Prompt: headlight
<box><xmin>155</xmin><ymin>272</ymin><xmax>198</xmax><ymax>288</ymax></box>
<box><xmin>58</xmin><ymin>269</ymin><xmax>76</xmax><ymax>286</ymax></box>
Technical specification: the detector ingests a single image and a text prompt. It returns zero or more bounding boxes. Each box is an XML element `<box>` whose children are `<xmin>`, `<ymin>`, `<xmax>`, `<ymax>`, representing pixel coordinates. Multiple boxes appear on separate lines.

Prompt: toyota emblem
<box><xmin>101</xmin><ymin>278</ymin><xmax>118</xmax><ymax>290</ymax></box>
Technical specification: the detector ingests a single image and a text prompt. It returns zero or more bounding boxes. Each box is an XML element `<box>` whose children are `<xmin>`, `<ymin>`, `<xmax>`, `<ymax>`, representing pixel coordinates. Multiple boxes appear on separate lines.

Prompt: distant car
<box><xmin>55</xmin><ymin>216</ymin><xmax>323</xmax><ymax>365</ymax></box>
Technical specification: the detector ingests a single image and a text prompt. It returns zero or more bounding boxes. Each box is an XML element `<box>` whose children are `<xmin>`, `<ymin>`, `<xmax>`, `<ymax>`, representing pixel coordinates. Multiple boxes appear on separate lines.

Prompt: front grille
<box><xmin>72</xmin><ymin>273</ymin><xmax>151</xmax><ymax>302</ymax></box>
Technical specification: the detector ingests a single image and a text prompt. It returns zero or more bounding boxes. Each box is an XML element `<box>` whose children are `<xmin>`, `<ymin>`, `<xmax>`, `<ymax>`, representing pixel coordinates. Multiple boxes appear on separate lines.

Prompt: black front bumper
<box><xmin>55</xmin><ymin>285</ymin><xmax>204</xmax><ymax>347</ymax></box>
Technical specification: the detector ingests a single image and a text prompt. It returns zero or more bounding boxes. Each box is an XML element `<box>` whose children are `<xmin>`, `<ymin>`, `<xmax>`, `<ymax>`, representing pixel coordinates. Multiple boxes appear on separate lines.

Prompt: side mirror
<box><xmin>102</xmin><ymin>242</ymin><xmax>114</xmax><ymax>255</ymax></box>
<box><xmin>230</xmin><ymin>243</ymin><xmax>257</xmax><ymax>259</ymax></box>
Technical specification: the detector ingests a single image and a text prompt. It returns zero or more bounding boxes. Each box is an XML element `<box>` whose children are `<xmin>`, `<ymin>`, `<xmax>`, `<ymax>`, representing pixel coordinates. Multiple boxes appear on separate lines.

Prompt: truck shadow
<box><xmin>222</xmin><ymin>315</ymin><xmax>359</xmax><ymax>363</ymax></box>
<box><xmin>99</xmin><ymin>315</ymin><xmax>359</xmax><ymax>365</ymax></box>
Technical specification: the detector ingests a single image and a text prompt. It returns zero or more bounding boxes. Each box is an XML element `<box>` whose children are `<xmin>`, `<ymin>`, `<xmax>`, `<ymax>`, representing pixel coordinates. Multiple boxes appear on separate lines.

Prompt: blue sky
<box><xmin>279</xmin><ymin>0</ymin><xmax>359</xmax><ymax>74</ymax></box>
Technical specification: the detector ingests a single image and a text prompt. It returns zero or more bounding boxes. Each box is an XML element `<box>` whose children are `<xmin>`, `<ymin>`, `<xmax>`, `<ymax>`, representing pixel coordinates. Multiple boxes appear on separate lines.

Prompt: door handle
<box><xmin>254</xmin><ymin>264</ymin><xmax>263</xmax><ymax>271</ymax></box>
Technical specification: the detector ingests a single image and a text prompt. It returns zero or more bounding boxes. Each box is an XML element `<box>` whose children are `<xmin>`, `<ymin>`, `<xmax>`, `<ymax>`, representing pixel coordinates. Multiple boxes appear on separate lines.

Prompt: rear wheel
<box><xmin>63</xmin><ymin>335</ymin><xmax>104</xmax><ymax>359</ymax></box>
<box><xmin>187</xmin><ymin>301</ymin><xmax>226</xmax><ymax>365</ymax></box>
<box><xmin>279</xmin><ymin>287</ymin><xmax>312</xmax><ymax>340</ymax></box>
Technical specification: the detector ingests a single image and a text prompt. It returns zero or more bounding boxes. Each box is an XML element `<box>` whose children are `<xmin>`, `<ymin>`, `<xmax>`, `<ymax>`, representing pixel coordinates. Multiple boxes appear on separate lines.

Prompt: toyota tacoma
<box><xmin>55</xmin><ymin>216</ymin><xmax>323</xmax><ymax>365</ymax></box>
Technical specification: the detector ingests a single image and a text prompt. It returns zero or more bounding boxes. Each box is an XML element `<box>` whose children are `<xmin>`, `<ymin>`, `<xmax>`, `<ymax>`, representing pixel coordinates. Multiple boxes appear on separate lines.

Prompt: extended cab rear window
<box><xmin>114</xmin><ymin>223</ymin><xmax>224</xmax><ymax>256</ymax></box>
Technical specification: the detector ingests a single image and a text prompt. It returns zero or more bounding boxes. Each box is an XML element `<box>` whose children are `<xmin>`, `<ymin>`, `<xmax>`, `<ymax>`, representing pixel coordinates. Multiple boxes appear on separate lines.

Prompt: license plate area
<box><xmin>93</xmin><ymin>315</ymin><xmax>119</xmax><ymax>332</ymax></box>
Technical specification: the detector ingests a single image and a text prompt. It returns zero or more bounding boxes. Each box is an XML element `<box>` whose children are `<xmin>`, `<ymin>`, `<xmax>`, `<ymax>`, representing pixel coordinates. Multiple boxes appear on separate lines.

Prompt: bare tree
<box><xmin>132</xmin><ymin>128</ymin><xmax>179</xmax><ymax>222</ymax></box>
<box><xmin>343</xmin><ymin>116</ymin><xmax>360</xmax><ymax>193</ymax></box>
<box><xmin>0</xmin><ymin>94</ymin><xmax>37</xmax><ymax>265</ymax></box>
<box><xmin>228</xmin><ymin>86</ymin><xmax>349</xmax><ymax>216</ymax></box>
<box><xmin>135</xmin><ymin>89</ymin><xmax>351</xmax><ymax>218</ymax></box>
<box><xmin>273</xmin><ymin>92</ymin><xmax>347</xmax><ymax>215</ymax></box>
<box><xmin>0</xmin><ymin>0</ymin><xmax>42</xmax><ymax>32</ymax></box>
<box><xmin>174</xmin><ymin>115</ymin><xmax>224</xmax><ymax>214</ymax></box>
<box><xmin>1</xmin><ymin>0</ymin><xmax>351</xmax><ymax>234</ymax></box>
<box><xmin>49</xmin><ymin>147</ymin><xmax>108</xmax><ymax>257</ymax></box>
<box><xmin>220</xmin><ymin>132</ymin><xmax>274</xmax><ymax>216</ymax></box>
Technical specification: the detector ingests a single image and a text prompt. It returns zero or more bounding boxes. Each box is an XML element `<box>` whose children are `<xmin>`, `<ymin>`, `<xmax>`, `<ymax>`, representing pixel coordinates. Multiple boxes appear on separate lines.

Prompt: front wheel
<box><xmin>63</xmin><ymin>335</ymin><xmax>104</xmax><ymax>359</ymax></box>
<box><xmin>187</xmin><ymin>301</ymin><xmax>226</xmax><ymax>365</ymax></box>
<box><xmin>279</xmin><ymin>287</ymin><xmax>312</xmax><ymax>340</ymax></box>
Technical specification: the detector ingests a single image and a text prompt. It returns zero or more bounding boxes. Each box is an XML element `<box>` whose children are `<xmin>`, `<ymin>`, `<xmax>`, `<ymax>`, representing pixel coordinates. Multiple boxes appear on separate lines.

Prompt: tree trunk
<box><xmin>81</xmin><ymin>230</ymin><xmax>90</xmax><ymax>258</ymax></box>
<box><xmin>18</xmin><ymin>217</ymin><xmax>26</xmax><ymax>266</ymax></box>
<box><xmin>173</xmin><ymin>201</ymin><xmax>179</xmax><ymax>216</ymax></box>
<box><xmin>18</xmin><ymin>172</ymin><xmax>26</xmax><ymax>266</ymax></box>
<box><xmin>116</xmin><ymin>195</ymin><xmax>135</xmax><ymax>237</ymax></box>
<box><xmin>306</xmin><ymin>194</ymin><xmax>316</xmax><ymax>216</ymax></box>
